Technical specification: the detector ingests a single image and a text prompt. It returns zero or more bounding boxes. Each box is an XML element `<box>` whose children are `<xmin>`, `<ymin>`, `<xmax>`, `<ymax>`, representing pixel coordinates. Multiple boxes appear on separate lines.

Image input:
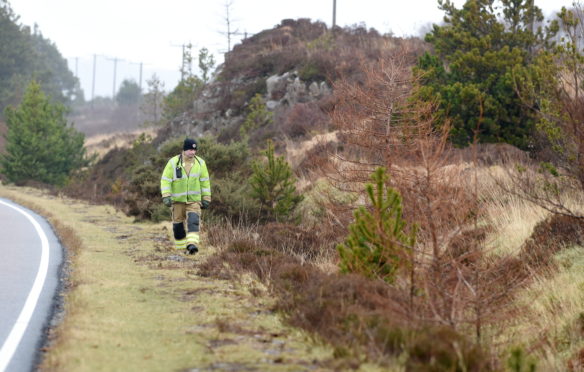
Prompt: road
<box><xmin>0</xmin><ymin>198</ymin><xmax>63</xmax><ymax>372</ymax></box>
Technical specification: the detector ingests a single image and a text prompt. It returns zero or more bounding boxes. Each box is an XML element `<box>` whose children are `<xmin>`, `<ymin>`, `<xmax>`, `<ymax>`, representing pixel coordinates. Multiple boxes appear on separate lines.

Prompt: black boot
<box><xmin>186</xmin><ymin>244</ymin><xmax>198</xmax><ymax>255</ymax></box>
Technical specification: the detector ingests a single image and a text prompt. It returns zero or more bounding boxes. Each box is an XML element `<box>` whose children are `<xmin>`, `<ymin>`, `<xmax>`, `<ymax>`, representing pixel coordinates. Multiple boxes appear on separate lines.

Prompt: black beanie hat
<box><xmin>183</xmin><ymin>138</ymin><xmax>197</xmax><ymax>151</ymax></box>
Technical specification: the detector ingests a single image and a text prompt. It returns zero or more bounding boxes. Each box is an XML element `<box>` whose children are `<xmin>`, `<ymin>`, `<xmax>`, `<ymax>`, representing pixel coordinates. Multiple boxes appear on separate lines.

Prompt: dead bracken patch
<box><xmin>520</xmin><ymin>214</ymin><xmax>584</xmax><ymax>269</ymax></box>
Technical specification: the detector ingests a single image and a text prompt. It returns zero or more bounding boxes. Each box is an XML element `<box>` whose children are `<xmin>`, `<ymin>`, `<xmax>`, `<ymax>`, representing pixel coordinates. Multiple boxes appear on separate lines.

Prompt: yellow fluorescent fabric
<box><xmin>174</xmin><ymin>238</ymin><xmax>187</xmax><ymax>250</ymax></box>
<box><xmin>186</xmin><ymin>232</ymin><xmax>200</xmax><ymax>245</ymax></box>
<box><xmin>160</xmin><ymin>154</ymin><xmax>212</xmax><ymax>203</ymax></box>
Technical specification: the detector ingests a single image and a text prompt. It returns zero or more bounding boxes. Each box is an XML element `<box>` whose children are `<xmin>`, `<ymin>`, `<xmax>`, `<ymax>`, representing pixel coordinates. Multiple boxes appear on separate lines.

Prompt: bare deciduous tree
<box><xmin>324</xmin><ymin>47</ymin><xmax>526</xmax><ymax>346</ymax></box>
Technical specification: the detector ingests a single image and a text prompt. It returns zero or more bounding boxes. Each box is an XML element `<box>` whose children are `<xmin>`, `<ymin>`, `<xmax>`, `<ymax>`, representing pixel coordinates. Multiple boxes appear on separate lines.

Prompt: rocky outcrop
<box><xmin>165</xmin><ymin>71</ymin><xmax>331</xmax><ymax>142</ymax></box>
<box><xmin>266</xmin><ymin>71</ymin><xmax>331</xmax><ymax>109</ymax></box>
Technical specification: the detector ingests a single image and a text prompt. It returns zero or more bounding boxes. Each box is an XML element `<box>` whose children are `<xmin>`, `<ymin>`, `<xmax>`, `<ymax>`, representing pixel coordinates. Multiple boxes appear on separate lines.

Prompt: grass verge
<box><xmin>0</xmin><ymin>184</ymin><xmax>332</xmax><ymax>371</ymax></box>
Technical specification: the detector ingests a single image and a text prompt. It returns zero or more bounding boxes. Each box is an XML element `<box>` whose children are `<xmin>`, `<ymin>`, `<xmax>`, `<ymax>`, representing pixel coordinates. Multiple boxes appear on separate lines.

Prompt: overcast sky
<box><xmin>8</xmin><ymin>0</ymin><xmax>574</xmax><ymax>99</ymax></box>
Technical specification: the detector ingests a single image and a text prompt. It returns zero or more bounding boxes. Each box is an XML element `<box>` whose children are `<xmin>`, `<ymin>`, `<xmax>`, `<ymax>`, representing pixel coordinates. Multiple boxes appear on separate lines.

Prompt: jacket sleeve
<box><xmin>160</xmin><ymin>159</ymin><xmax>174</xmax><ymax>198</ymax></box>
<box><xmin>199</xmin><ymin>159</ymin><xmax>211</xmax><ymax>202</ymax></box>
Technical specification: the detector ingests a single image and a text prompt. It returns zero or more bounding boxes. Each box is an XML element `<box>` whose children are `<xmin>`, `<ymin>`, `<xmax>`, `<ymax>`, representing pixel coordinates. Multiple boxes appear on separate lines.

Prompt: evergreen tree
<box><xmin>240</xmin><ymin>93</ymin><xmax>272</xmax><ymax>138</ymax></box>
<box><xmin>250</xmin><ymin>139</ymin><xmax>303</xmax><ymax>221</ymax></box>
<box><xmin>198</xmin><ymin>47</ymin><xmax>215</xmax><ymax>83</ymax></box>
<box><xmin>116</xmin><ymin>79</ymin><xmax>141</xmax><ymax>105</ymax></box>
<box><xmin>1</xmin><ymin>80</ymin><xmax>87</xmax><ymax>185</ymax></box>
<box><xmin>162</xmin><ymin>45</ymin><xmax>217</xmax><ymax>120</ymax></box>
<box><xmin>416</xmin><ymin>0</ymin><xmax>557</xmax><ymax>149</ymax></box>
<box><xmin>0</xmin><ymin>1</ymin><xmax>80</xmax><ymax>113</ymax></box>
<box><xmin>337</xmin><ymin>167</ymin><xmax>416</xmax><ymax>284</ymax></box>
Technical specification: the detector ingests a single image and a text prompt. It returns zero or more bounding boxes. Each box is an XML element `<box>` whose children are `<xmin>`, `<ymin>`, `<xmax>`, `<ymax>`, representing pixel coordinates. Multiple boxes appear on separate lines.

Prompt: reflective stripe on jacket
<box><xmin>160</xmin><ymin>155</ymin><xmax>211</xmax><ymax>202</ymax></box>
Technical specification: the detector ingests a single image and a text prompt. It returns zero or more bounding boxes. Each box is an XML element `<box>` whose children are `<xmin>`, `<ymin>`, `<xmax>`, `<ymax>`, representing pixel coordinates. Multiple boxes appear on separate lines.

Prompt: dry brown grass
<box><xmin>0</xmin><ymin>185</ymin><xmax>335</xmax><ymax>371</ymax></box>
<box><xmin>84</xmin><ymin>128</ymin><xmax>157</xmax><ymax>159</ymax></box>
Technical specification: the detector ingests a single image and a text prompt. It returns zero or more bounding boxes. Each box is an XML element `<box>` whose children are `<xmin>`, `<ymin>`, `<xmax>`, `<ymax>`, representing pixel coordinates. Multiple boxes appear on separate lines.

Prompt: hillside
<box><xmin>2</xmin><ymin>10</ymin><xmax>584</xmax><ymax>371</ymax></box>
<box><xmin>55</xmin><ymin>18</ymin><xmax>584</xmax><ymax>370</ymax></box>
<box><xmin>159</xmin><ymin>18</ymin><xmax>427</xmax><ymax>147</ymax></box>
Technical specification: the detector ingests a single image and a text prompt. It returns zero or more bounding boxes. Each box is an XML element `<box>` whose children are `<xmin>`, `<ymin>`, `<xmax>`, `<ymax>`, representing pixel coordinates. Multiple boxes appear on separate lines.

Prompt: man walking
<box><xmin>160</xmin><ymin>138</ymin><xmax>211</xmax><ymax>254</ymax></box>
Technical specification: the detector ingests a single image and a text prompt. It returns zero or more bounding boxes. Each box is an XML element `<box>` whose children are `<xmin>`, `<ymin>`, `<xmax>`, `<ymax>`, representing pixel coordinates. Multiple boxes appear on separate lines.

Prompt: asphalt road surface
<box><xmin>0</xmin><ymin>198</ymin><xmax>63</xmax><ymax>372</ymax></box>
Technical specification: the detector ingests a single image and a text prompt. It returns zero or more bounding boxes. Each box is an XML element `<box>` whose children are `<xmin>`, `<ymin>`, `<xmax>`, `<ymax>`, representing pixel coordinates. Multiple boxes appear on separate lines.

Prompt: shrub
<box><xmin>520</xmin><ymin>214</ymin><xmax>584</xmax><ymax>269</ymax></box>
<box><xmin>281</xmin><ymin>102</ymin><xmax>327</xmax><ymax>138</ymax></box>
<box><xmin>406</xmin><ymin>327</ymin><xmax>490</xmax><ymax>371</ymax></box>
<box><xmin>196</xmin><ymin>137</ymin><xmax>250</xmax><ymax>178</ymax></box>
<box><xmin>258</xmin><ymin>222</ymin><xmax>338</xmax><ymax>261</ymax></box>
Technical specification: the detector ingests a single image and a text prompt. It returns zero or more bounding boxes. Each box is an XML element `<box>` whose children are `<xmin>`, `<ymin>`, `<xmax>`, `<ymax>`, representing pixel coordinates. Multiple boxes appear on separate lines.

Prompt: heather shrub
<box><xmin>258</xmin><ymin>222</ymin><xmax>338</xmax><ymax>261</ymax></box>
<box><xmin>406</xmin><ymin>327</ymin><xmax>490</xmax><ymax>371</ymax></box>
<box><xmin>281</xmin><ymin>102</ymin><xmax>327</xmax><ymax>138</ymax></box>
<box><xmin>520</xmin><ymin>214</ymin><xmax>584</xmax><ymax>269</ymax></box>
<box><xmin>208</xmin><ymin>175</ymin><xmax>260</xmax><ymax>223</ymax></box>
<box><xmin>196</xmin><ymin>137</ymin><xmax>250</xmax><ymax>178</ymax></box>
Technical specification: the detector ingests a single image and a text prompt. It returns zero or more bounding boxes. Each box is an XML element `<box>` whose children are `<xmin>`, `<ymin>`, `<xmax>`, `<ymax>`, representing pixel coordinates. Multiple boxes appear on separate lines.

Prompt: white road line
<box><xmin>0</xmin><ymin>200</ymin><xmax>50</xmax><ymax>372</ymax></box>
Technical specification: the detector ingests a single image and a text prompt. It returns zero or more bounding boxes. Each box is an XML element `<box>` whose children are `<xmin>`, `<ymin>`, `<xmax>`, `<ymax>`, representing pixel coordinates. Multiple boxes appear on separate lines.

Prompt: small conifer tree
<box><xmin>1</xmin><ymin>80</ymin><xmax>87</xmax><ymax>186</ymax></box>
<box><xmin>337</xmin><ymin>167</ymin><xmax>416</xmax><ymax>283</ymax></box>
<box><xmin>250</xmin><ymin>139</ymin><xmax>303</xmax><ymax>221</ymax></box>
<box><xmin>240</xmin><ymin>93</ymin><xmax>272</xmax><ymax>138</ymax></box>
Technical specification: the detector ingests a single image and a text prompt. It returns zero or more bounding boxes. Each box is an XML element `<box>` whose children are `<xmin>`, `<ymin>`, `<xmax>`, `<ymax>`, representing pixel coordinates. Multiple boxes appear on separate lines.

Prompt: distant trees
<box><xmin>162</xmin><ymin>45</ymin><xmax>215</xmax><ymax>120</ymax></box>
<box><xmin>198</xmin><ymin>47</ymin><xmax>216</xmax><ymax>83</ymax></box>
<box><xmin>140</xmin><ymin>74</ymin><xmax>165</xmax><ymax>126</ymax></box>
<box><xmin>116</xmin><ymin>79</ymin><xmax>141</xmax><ymax>106</ymax></box>
<box><xmin>0</xmin><ymin>1</ymin><xmax>81</xmax><ymax>114</ymax></box>
<box><xmin>0</xmin><ymin>81</ymin><xmax>87</xmax><ymax>186</ymax></box>
<box><xmin>416</xmin><ymin>0</ymin><xmax>557</xmax><ymax>149</ymax></box>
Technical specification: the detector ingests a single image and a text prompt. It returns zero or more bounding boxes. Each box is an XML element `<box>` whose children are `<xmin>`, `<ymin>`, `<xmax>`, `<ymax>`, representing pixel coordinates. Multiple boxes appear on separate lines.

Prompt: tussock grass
<box><xmin>501</xmin><ymin>246</ymin><xmax>584</xmax><ymax>370</ymax></box>
<box><xmin>469</xmin><ymin>165</ymin><xmax>548</xmax><ymax>257</ymax></box>
<box><xmin>474</xmin><ymin>165</ymin><xmax>584</xmax><ymax>370</ymax></box>
<box><xmin>0</xmin><ymin>185</ymin><xmax>332</xmax><ymax>371</ymax></box>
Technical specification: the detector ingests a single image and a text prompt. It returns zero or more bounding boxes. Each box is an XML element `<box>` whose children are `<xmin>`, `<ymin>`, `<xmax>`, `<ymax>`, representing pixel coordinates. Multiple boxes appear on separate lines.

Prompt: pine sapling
<box><xmin>250</xmin><ymin>139</ymin><xmax>303</xmax><ymax>221</ymax></box>
<box><xmin>337</xmin><ymin>167</ymin><xmax>417</xmax><ymax>283</ymax></box>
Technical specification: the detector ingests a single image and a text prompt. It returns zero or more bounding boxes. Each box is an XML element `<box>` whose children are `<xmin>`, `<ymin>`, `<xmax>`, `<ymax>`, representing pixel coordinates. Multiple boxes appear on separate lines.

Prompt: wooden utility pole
<box><xmin>138</xmin><ymin>62</ymin><xmax>143</xmax><ymax>92</ymax></box>
<box><xmin>91</xmin><ymin>54</ymin><xmax>97</xmax><ymax>107</ymax></box>
<box><xmin>107</xmin><ymin>57</ymin><xmax>122</xmax><ymax>98</ymax></box>
<box><xmin>333</xmin><ymin>0</ymin><xmax>337</xmax><ymax>30</ymax></box>
<box><xmin>69</xmin><ymin>57</ymin><xmax>79</xmax><ymax>78</ymax></box>
<box><xmin>131</xmin><ymin>61</ymin><xmax>144</xmax><ymax>91</ymax></box>
<box><xmin>171</xmin><ymin>43</ymin><xmax>192</xmax><ymax>81</ymax></box>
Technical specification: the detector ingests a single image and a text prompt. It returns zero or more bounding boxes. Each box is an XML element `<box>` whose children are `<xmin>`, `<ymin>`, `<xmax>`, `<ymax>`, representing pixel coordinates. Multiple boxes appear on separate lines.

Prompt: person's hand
<box><xmin>162</xmin><ymin>196</ymin><xmax>172</xmax><ymax>207</ymax></box>
<box><xmin>201</xmin><ymin>200</ymin><xmax>210</xmax><ymax>210</ymax></box>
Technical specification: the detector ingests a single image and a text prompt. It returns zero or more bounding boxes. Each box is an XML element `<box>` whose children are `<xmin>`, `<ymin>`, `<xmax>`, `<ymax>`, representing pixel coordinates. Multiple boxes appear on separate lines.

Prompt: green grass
<box><xmin>0</xmin><ymin>185</ymin><xmax>332</xmax><ymax>371</ymax></box>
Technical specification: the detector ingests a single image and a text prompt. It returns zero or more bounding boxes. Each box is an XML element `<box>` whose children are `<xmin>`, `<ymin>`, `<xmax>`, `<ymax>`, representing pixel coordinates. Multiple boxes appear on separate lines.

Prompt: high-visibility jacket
<box><xmin>160</xmin><ymin>154</ymin><xmax>211</xmax><ymax>203</ymax></box>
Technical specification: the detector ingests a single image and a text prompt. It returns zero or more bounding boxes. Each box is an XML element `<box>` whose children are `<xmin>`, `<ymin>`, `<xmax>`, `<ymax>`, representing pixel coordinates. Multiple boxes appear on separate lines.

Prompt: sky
<box><xmin>8</xmin><ymin>0</ymin><xmax>575</xmax><ymax>99</ymax></box>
